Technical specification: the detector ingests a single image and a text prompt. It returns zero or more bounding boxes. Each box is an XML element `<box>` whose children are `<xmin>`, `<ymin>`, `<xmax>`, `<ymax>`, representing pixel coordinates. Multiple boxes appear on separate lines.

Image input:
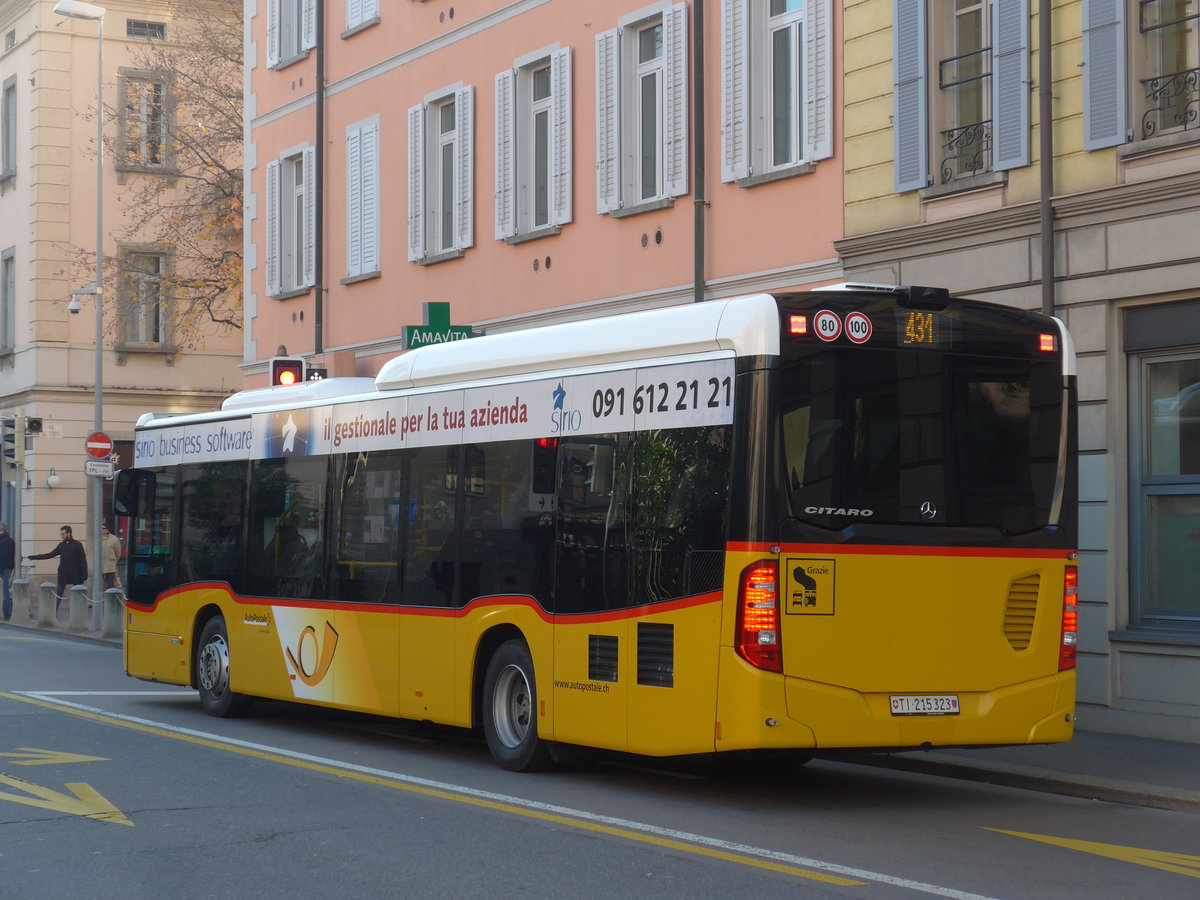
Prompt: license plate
<box><xmin>889</xmin><ymin>694</ymin><xmax>960</xmax><ymax>716</ymax></box>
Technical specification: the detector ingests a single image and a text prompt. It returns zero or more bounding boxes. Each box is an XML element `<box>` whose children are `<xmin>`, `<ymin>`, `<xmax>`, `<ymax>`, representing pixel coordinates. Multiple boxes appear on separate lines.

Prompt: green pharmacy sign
<box><xmin>405</xmin><ymin>302</ymin><xmax>474</xmax><ymax>348</ymax></box>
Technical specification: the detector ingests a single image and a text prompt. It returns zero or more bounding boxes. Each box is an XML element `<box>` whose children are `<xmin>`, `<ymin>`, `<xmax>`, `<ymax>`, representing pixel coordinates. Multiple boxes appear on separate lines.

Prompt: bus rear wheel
<box><xmin>196</xmin><ymin>616</ymin><xmax>252</xmax><ymax>718</ymax></box>
<box><xmin>482</xmin><ymin>640</ymin><xmax>552</xmax><ymax>772</ymax></box>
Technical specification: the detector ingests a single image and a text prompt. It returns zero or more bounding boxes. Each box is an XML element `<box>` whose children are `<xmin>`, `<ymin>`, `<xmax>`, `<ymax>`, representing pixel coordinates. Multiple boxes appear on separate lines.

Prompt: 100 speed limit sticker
<box><xmin>813</xmin><ymin>310</ymin><xmax>873</xmax><ymax>344</ymax></box>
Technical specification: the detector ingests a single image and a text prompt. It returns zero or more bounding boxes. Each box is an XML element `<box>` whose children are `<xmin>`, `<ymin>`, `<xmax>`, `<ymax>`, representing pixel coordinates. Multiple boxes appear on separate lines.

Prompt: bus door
<box><xmin>114</xmin><ymin>467</ymin><xmax>182</xmax><ymax>682</ymax></box>
<box><xmin>551</xmin><ymin>435</ymin><xmax>628</xmax><ymax>751</ymax></box>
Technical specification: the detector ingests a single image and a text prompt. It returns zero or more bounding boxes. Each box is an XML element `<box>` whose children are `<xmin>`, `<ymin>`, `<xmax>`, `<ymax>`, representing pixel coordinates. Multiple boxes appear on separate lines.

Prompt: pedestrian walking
<box><xmin>100</xmin><ymin>522</ymin><xmax>123</xmax><ymax>593</ymax></box>
<box><xmin>28</xmin><ymin>525</ymin><xmax>88</xmax><ymax>614</ymax></box>
<box><xmin>0</xmin><ymin>522</ymin><xmax>14</xmax><ymax>620</ymax></box>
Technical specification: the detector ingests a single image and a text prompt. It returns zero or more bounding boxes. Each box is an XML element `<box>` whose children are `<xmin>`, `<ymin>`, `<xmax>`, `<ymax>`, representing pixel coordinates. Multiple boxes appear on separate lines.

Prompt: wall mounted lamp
<box><xmin>46</xmin><ymin>468</ymin><xmax>61</xmax><ymax>489</ymax></box>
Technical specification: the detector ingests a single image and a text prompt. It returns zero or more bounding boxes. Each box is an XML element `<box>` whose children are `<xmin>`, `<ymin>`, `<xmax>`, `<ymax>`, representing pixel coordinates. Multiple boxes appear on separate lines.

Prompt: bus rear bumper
<box><xmin>784</xmin><ymin>670</ymin><xmax>1076</xmax><ymax>749</ymax></box>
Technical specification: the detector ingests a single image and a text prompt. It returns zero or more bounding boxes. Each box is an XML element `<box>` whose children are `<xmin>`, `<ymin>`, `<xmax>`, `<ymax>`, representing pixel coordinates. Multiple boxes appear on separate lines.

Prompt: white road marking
<box><xmin>20</xmin><ymin>691</ymin><xmax>1000</xmax><ymax>900</ymax></box>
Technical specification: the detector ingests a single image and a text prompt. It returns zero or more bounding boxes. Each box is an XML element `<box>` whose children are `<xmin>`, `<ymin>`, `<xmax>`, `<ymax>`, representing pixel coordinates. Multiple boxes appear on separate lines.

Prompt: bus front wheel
<box><xmin>196</xmin><ymin>617</ymin><xmax>252</xmax><ymax>718</ymax></box>
<box><xmin>482</xmin><ymin>640</ymin><xmax>552</xmax><ymax>772</ymax></box>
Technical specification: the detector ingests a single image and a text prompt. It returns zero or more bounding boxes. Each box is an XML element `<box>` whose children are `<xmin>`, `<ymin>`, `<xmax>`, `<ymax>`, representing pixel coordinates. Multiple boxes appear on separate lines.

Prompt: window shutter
<box><xmin>551</xmin><ymin>47</ymin><xmax>573</xmax><ymax>227</ymax></box>
<box><xmin>454</xmin><ymin>85</ymin><xmax>474</xmax><ymax>251</ymax></box>
<box><xmin>595</xmin><ymin>28</ymin><xmax>621</xmax><ymax>214</ymax></box>
<box><xmin>494</xmin><ymin>69</ymin><xmax>516</xmax><ymax>240</ymax></box>
<box><xmin>721</xmin><ymin>0</ymin><xmax>749</xmax><ymax>182</ymax></box>
<box><xmin>267</xmin><ymin>0</ymin><xmax>280</xmax><ymax>68</ymax></box>
<box><xmin>303</xmin><ymin>146</ymin><xmax>316</xmax><ymax>287</ymax></box>
<box><xmin>360</xmin><ymin>119</ymin><xmax>379</xmax><ymax>274</ymax></box>
<box><xmin>892</xmin><ymin>0</ymin><xmax>928</xmax><ymax>192</ymax></box>
<box><xmin>805</xmin><ymin>0</ymin><xmax>833</xmax><ymax>162</ymax></box>
<box><xmin>364</xmin><ymin>0</ymin><xmax>379</xmax><ymax>19</ymax></box>
<box><xmin>347</xmin><ymin>0</ymin><xmax>363</xmax><ymax>29</ymax></box>
<box><xmin>662</xmin><ymin>3</ymin><xmax>689</xmax><ymax>198</ymax></box>
<box><xmin>992</xmin><ymin>0</ymin><xmax>1030</xmax><ymax>171</ymax></box>
<box><xmin>302</xmin><ymin>0</ymin><xmax>317</xmax><ymax>51</ymax></box>
<box><xmin>408</xmin><ymin>104</ymin><xmax>426</xmax><ymax>261</ymax></box>
<box><xmin>1082</xmin><ymin>0</ymin><xmax>1126</xmax><ymax>150</ymax></box>
<box><xmin>265</xmin><ymin>160</ymin><xmax>281</xmax><ymax>296</ymax></box>
<box><xmin>347</xmin><ymin>125</ymin><xmax>363</xmax><ymax>275</ymax></box>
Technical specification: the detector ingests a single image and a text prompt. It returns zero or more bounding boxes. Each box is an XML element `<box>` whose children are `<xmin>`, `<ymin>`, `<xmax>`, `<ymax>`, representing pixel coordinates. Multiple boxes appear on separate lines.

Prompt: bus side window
<box><xmin>245</xmin><ymin>457</ymin><xmax>328</xmax><ymax>599</ymax></box>
<box><xmin>401</xmin><ymin>446</ymin><xmax>459</xmax><ymax>606</ymax></box>
<box><xmin>331</xmin><ymin>449</ymin><xmax>404</xmax><ymax>604</ymax></box>
<box><xmin>178</xmin><ymin>462</ymin><xmax>246</xmax><ymax>592</ymax></box>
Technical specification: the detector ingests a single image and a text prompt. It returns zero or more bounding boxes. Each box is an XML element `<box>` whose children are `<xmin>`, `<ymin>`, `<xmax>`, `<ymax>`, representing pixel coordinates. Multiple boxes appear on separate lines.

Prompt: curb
<box><xmin>831</xmin><ymin>751</ymin><xmax>1200</xmax><ymax>816</ymax></box>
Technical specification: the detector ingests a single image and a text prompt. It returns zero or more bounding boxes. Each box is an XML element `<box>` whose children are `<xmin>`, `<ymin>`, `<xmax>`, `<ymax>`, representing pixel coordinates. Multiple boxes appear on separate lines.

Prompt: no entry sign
<box><xmin>85</xmin><ymin>431</ymin><xmax>113</xmax><ymax>459</ymax></box>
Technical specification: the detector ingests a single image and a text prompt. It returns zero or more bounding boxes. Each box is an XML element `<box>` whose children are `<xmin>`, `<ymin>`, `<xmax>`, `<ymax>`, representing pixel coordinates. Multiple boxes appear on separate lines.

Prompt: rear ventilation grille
<box><xmin>1004</xmin><ymin>575</ymin><xmax>1040</xmax><ymax>650</ymax></box>
<box><xmin>637</xmin><ymin>623</ymin><xmax>674</xmax><ymax>688</ymax></box>
<box><xmin>588</xmin><ymin>635</ymin><xmax>618</xmax><ymax>682</ymax></box>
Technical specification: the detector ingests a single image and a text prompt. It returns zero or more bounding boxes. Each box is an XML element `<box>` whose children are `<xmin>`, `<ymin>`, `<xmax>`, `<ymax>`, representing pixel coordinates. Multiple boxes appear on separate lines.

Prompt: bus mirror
<box><xmin>113</xmin><ymin>468</ymin><xmax>149</xmax><ymax>518</ymax></box>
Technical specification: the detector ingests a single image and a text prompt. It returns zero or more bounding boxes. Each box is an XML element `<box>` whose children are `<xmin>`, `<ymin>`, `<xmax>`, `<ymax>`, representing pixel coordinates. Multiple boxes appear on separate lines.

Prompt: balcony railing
<box><xmin>1141</xmin><ymin>66</ymin><xmax>1200</xmax><ymax>139</ymax></box>
<box><xmin>939</xmin><ymin>120</ymin><xmax>992</xmax><ymax>184</ymax></box>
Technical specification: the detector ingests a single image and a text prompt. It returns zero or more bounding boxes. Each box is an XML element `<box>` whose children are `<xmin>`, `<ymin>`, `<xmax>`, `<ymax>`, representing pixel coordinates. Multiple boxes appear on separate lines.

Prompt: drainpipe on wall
<box><xmin>314</xmin><ymin>0</ymin><xmax>326</xmax><ymax>353</ymax></box>
<box><xmin>693</xmin><ymin>0</ymin><xmax>706</xmax><ymax>303</ymax></box>
<box><xmin>1039</xmin><ymin>0</ymin><xmax>1054</xmax><ymax>318</ymax></box>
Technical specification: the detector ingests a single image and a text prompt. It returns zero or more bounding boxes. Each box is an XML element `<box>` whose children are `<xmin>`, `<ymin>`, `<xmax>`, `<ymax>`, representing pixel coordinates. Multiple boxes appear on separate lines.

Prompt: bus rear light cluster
<box><xmin>736</xmin><ymin>561</ymin><xmax>782</xmax><ymax>673</ymax></box>
<box><xmin>1059</xmin><ymin>567</ymin><xmax>1078</xmax><ymax>671</ymax></box>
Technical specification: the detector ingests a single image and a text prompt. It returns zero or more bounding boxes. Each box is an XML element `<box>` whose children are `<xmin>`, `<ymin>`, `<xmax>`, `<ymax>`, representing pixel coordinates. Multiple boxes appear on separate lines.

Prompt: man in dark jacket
<box><xmin>29</xmin><ymin>525</ymin><xmax>88</xmax><ymax>614</ymax></box>
<box><xmin>0</xmin><ymin>522</ymin><xmax>14</xmax><ymax>620</ymax></box>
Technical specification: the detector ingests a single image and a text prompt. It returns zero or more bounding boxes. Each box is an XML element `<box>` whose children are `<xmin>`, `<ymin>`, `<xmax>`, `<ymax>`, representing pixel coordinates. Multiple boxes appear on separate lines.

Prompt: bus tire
<box><xmin>196</xmin><ymin>616</ymin><xmax>252</xmax><ymax>718</ymax></box>
<box><xmin>482</xmin><ymin>639</ymin><xmax>552</xmax><ymax>772</ymax></box>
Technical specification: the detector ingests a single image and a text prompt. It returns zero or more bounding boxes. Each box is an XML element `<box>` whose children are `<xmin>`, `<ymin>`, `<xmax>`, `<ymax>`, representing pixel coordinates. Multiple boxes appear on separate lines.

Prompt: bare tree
<box><xmin>80</xmin><ymin>0</ymin><xmax>244</xmax><ymax>348</ymax></box>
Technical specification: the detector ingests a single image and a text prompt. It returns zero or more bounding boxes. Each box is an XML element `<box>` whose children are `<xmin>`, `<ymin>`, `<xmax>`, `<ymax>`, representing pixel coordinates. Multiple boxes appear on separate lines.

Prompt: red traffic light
<box><xmin>270</xmin><ymin>357</ymin><xmax>305</xmax><ymax>386</ymax></box>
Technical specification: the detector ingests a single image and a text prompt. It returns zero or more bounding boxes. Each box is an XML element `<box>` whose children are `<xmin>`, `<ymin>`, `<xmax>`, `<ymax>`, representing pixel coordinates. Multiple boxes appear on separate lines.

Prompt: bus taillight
<box><xmin>737</xmin><ymin>561</ymin><xmax>782</xmax><ymax>673</ymax></box>
<box><xmin>1059</xmin><ymin>567</ymin><xmax>1078</xmax><ymax>671</ymax></box>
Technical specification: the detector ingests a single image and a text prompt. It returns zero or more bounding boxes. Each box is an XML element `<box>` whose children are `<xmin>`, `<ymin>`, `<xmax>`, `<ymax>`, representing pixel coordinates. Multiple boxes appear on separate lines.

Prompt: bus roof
<box><xmin>373</xmin><ymin>292</ymin><xmax>781</xmax><ymax>391</ymax></box>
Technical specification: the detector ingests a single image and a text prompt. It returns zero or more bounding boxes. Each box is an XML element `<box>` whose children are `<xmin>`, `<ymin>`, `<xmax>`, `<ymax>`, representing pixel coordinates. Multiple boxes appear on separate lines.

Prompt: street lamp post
<box><xmin>53</xmin><ymin>1</ymin><xmax>107</xmax><ymax>625</ymax></box>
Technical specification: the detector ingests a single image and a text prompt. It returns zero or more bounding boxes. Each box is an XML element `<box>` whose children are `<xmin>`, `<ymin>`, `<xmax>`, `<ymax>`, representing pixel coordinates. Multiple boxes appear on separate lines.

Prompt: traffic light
<box><xmin>269</xmin><ymin>356</ymin><xmax>306</xmax><ymax>386</ymax></box>
<box><xmin>1</xmin><ymin>413</ymin><xmax>24</xmax><ymax>468</ymax></box>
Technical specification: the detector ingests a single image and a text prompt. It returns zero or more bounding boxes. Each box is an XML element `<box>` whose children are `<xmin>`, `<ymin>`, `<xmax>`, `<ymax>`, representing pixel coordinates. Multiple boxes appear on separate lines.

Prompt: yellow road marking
<box><xmin>0</xmin><ymin>773</ymin><xmax>132</xmax><ymax>825</ymax></box>
<box><xmin>0</xmin><ymin>747</ymin><xmax>108</xmax><ymax>766</ymax></box>
<box><xmin>988</xmin><ymin>830</ymin><xmax>1200</xmax><ymax>878</ymax></box>
<box><xmin>0</xmin><ymin>691</ymin><xmax>861</xmax><ymax>886</ymax></box>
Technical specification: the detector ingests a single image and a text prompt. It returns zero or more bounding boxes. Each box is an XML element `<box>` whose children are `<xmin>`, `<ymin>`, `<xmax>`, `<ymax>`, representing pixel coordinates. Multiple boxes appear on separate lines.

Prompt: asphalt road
<box><xmin>2</xmin><ymin>630</ymin><xmax>1197</xmax><ymax>899</ymax></box>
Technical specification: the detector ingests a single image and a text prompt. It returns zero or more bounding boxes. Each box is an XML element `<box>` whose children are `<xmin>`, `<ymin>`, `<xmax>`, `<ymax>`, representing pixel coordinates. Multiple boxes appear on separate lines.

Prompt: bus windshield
<box><xmin>779</xmin><ymin>295</ymin><xmax>1068</xmax><ymax>537</ymax></box>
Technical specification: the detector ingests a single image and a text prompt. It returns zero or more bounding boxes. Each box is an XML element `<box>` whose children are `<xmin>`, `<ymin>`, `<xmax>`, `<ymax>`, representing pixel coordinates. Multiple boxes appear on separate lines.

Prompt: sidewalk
<box><xmin>3</xmin><ymin>612</ymin><xmax>1197</xmax><ymax>813</ymax></box>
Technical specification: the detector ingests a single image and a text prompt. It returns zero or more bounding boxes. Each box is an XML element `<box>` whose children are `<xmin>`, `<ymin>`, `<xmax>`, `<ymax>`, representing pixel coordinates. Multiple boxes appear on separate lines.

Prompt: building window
<box><xmin>893</xmin><ymin>0</ymin><xmax>1030</xmax><ymax>192</ymax></box>
<box><xmin>119</xmin><ymin>249</ymin><xmax>170</xmax><ymax>347</ymax></box>
<box><xmin>596</xmin><ymin>3</ymin><xmax>688</xmax><ymax>214</ymax></box>
<box><xmin>721</xmin><ymin>0</ymin><xmax>833</xmax><ymax>184</ymax></box>
<box><xmin>1082</xmin><ymin>0</ymin><xmax>1199</xmax><ymax>148</ymax></box>
<box><xmin>346</xmin><ymin>115</ymin><xmax>380</xmax><ymax>278</ymax></box>
<box><xmin>118</xmin><ymin>71</ymin><xmax>173</xmax><ymax>171</ymax></box>
<box><xmin>1137</xmin><ymin>0</ymin><xmax>1199</xmax><ymax>138</ymax></box>
<box><xmin>1131</xmin><ymin>352</ymin><xmax>1200</xmax><ymax>629</ymax></box>
<box><xmin>407</xmin><ymin>85</ymin><xmax>474</xmax><ymax>262</ymax></box>
<box><xmin>267</xmin><ymin>0</ymin><xmax>316</xmax><ymax>69</ymax></box>
<box><xmin>4</xmin><ymin>30</ymin><xmax>14</xmax><ymax>52</ymax></box>
<box><xmin>126</xmin><ymin>20</ymin><xmax>166</xmax><ymax>40</ymax></box>
<box><xmin>346</xmin><ymin>0</ymin><xmax>380</xmax><ymax>31</ymax></box>
<box><xmin>0</xmin><ymin>247</ymin><xmax>13</xmax><ymax>355</ymax></box>
<box><xmin>495</xmin><ymin>47</ymin><xmax>572</xmax><ymax>240</ymax></box>
<box><xmin>2</xmin><ymin>77</ymin><xmax>15</xmax><ymax>179</ymax></box>
<box><xmin>265</xmin><ymin>147</ymin><xmax>316</xmax><ymax>296</ymax></box>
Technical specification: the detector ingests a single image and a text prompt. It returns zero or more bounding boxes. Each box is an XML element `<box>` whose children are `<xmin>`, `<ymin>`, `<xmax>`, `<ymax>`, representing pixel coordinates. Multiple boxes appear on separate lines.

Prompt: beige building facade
<box><xmin>0</xmin><ymin>1</ymin><xmax>240</xmax><ymax>574</ymax></box>
<box><xmin>843</xmin><ymin>0</ymin><xmax>1200</xmax><ymax>742</ymax></box>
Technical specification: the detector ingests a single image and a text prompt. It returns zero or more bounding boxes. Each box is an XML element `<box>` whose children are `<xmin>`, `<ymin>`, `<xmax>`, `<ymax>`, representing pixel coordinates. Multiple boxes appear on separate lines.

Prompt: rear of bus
<box><xmin>717</xmin><ymin>287</ymin><xmax>1078</xmax><ymax>753</ymax></box>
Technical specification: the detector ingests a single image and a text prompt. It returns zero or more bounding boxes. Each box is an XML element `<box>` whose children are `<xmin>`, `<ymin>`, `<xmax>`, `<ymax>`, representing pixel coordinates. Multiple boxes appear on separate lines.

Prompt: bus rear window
<box><xmin>780</xmin><ymin>343</ymin><xmax>1065</xmax><ymax>535</ymax></box>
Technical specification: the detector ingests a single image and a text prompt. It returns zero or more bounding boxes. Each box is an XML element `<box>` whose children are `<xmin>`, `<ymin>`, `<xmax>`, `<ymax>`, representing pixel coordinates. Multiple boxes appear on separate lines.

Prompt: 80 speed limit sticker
<box><xmin>814</xmin><ymin>310</ymin><xmax>842</xmax><ymax>342</ymax></box>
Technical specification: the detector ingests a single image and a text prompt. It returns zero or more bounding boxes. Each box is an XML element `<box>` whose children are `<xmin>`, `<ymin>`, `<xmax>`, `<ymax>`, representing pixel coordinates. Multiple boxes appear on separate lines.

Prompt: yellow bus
<box><xmin>115</xmin><ymin>285</ymin><xmax>1078</xmax><ymax>770</ymax></box>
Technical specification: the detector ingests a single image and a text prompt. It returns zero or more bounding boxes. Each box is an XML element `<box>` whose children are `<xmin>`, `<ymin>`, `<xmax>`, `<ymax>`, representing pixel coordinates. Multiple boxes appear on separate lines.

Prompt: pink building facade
<box><xmin>246</xmin><ymin>0</ymin><xmax>844</xmax><ymax>382</ymax></box>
